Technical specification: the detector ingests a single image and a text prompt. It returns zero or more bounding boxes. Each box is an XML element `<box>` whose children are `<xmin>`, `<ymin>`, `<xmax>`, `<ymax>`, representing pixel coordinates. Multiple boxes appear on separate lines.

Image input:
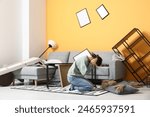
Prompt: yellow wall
<box><xmin>46</xmin><ymin>0</ymin><xmax>150</xmax><ymax>80</ymax></box>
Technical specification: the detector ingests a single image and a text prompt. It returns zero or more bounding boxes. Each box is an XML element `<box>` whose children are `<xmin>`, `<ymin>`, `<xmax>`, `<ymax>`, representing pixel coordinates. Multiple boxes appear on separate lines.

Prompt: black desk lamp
<box><xmin>39</xmin><ymin>40</ymin><xmax>56</xmax><ymax>58</ymax></box>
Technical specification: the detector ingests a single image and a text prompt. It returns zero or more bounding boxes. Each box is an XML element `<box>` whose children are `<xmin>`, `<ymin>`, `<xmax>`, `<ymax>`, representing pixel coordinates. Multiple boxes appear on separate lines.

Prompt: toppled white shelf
<box><xmin>0</xmin><ymin>57</ymin><xmax>42</xmax><ymax>76</ymax></box>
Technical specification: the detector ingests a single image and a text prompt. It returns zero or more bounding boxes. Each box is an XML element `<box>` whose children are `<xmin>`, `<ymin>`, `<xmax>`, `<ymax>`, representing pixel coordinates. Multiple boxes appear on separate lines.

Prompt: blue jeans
<box><xmin>67</xmin><ymin>75</ymin><xmax>94</xmax><ymax>91</ymax></box>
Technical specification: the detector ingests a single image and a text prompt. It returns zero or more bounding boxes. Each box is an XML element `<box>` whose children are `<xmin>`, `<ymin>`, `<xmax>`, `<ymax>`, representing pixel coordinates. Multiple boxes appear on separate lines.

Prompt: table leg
<box><xmin>94</xmin><ymin>66</ymin><xmax>96</xmax><ymax>79</ymax></box>
<box><xmin>91</xmin><ymin>67</ymin><xmax>93</xmax><ymax>79</ymax></box>
<box><xmin>46</xmin><ymin>65</ymin><xmax>49</xmax><ymax>89</ymax></box>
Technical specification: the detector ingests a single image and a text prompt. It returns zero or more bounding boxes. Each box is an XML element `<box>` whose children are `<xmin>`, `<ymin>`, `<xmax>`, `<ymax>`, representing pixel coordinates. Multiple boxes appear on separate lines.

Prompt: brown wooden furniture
<box><xmin>112</xmin><ymin>28</ymin><xmax>150</xmax><ymax>86</ymax></box>
<box><xmin>58</xmin><ymin>63</ymin><xmax>72</xmax><ymax>87</ymax></box>
<box><xmin>46</xmin><ymin>63</ymin><xmax>72</xmax><ymax>88</ymax></box>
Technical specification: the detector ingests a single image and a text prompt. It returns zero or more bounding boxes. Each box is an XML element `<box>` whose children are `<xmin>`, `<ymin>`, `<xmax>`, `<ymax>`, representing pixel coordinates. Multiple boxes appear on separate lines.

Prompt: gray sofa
<box><xmin>49</xmin><ymin>51</ymin><xmax>126</xmax><ymax>80</ymax></box>
<box><xmin>13</xmin><ymin>51</ymin><xmax>126</xmax><ymax>86</ymax></box>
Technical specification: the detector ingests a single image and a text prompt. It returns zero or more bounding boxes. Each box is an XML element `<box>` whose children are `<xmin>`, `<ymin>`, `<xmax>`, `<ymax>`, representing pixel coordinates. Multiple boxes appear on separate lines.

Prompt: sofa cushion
<box><xmin>48</xmin><ymin>51</ymin><xmax>70</xmax><ymax>63</ymax></box>
<box><xmin>96</xmin><ymin>66</ymin><xmax>109</xmax><ymax>76</ymax></box>
<box><xmin>13</xmin><ymin>66</ymin><xmax>55</xmax><ymax>76</ymax></box>
<box><xmin>85</xmin><ymin>67</ymin><xmax>109</xmax><ymax>78</ymax></box>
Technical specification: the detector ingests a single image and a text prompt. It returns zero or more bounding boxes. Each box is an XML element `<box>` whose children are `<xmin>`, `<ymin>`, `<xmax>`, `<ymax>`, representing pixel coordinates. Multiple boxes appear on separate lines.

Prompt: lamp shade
<box><xmin>48</xmin><ymin>40</ymin><xmax>57</xmax><ymax>48</ymax></box>
<box><xmin>39</xmin><ymin>40</ymin><xmax>57</xmax><ymax>58</ymax></box>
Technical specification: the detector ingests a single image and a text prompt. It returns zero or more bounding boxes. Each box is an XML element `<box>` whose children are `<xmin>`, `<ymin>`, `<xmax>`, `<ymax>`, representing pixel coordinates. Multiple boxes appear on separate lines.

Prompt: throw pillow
<box><xmin>105</xmin><ymin>84</ymin><xmax>139</xmax><ymax>95</ymax></box>
<box><xmin>112</xmin><ymin>54</ymin><xmax>125</xmax><ymax>61</ymax></box>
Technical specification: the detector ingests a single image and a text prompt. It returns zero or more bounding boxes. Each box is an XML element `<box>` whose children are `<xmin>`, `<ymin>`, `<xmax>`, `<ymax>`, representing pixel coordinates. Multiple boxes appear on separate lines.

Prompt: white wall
<box><xmin>0</xmin><ymin>0</ymin><xmax>22</xmax><ymax>66</ymax></box>
<box><xmin>0</xmin><ymin>0</ymin><xmax>46</xmax><ymax>66</ymax></box>
<box><xmin>29</xmin><ymin>0</ymin><xmax>46</xmax><ymax>58</ymax></box>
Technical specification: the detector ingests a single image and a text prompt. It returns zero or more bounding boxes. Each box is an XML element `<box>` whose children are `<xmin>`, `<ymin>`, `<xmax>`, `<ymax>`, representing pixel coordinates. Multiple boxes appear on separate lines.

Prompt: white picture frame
<box><xmin>96</xmin><ymin>4</ymin><xmax>109</xmax><ymax>20</ymax></box>
<box><xmin>76</xmin><ymin>8</ymin><xmax>91</xmax><ymax>27</ymax></box>
<box><xmin>74</xmin><ymin>49</ymin><xmax>92</xmax><ymax>61</ymax></box>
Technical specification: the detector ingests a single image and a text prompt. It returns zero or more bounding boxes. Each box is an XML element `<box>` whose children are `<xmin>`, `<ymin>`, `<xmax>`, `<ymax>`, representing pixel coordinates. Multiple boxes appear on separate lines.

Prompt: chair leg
<box><xmin>34</xmin><ymin>80</ymin><xmax>37</xmax><ymax>86</ymax></box>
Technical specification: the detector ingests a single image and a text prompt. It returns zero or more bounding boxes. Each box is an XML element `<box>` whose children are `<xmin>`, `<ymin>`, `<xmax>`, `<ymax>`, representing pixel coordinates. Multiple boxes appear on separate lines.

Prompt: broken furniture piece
<box><xmin>0</xmin><ymin>57</ymin><xmax>42</xmax><ymax>76</ymax></box>
<box><xmin>0</xmin><ymin>57</ymin><xmax>52</xmax><ymax>86</ymax></box>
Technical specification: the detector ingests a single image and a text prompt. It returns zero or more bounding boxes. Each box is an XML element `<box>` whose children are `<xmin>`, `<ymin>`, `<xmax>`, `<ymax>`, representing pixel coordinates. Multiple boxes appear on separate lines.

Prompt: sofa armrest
<box><xmin>109</xmin><ymin>60</ymin><xmax>126</xmax><ymax>80</ymax></box>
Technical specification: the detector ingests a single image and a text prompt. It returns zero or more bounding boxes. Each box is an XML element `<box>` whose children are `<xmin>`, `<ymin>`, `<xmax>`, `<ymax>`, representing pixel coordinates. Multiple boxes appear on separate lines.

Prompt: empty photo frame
<box><xmin>74</xmin><ymin>49</ymin><xmax>92</xmax><ymax>61</ymax></box>
<box><xmin>76</xmin><ymin>8</ymin><xmax>91</xmax><ymax>27</ymax></box>
<box><xmin>96</xmin><ymin>4</ymin><xmax>109</xmax><ymax>20</ymax></box>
